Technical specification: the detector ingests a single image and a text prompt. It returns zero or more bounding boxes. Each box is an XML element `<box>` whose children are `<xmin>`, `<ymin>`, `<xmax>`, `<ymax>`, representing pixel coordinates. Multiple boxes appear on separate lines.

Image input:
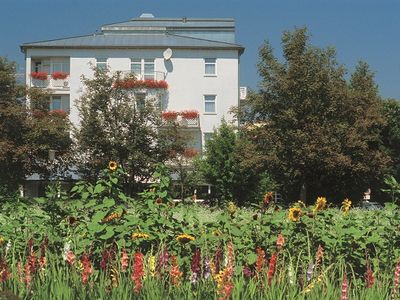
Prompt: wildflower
<box><xmin>214</xmin><ymin>247</ymin><xmax>223</xmax><ymax>275</ymax></box>
<box><xmin>110</xmin><ymin>265</ymin><xmax>119</xmax><ymax>288</ymax></box>
<box><xmin>0</xmin><ymin>257</ymin><xmax>10</xmax><ymax>282</ymax></box>
<box><xmin>243</xmin><ymin>265</ymin><xmax>252</xmax><ymax>278</ymax></box>
<box><xmin>100</xmin><ymin>248</ymin><xmax>115</xmax><ymax>270</ymax></box>
<box><xmin>227</xmin><ymin>201</ymin><xmax>237</xmax><ymax>216</ymax></box>
<box><xmin>392</xmin><ymin>261</ymin><xmax>400</xmax><ymax>300</ymax></box>
<box><xmin>176</xmin><ymin>233</ymin><xmax>195</xmax><ymax>244</ymax></box>
<box><xmin>39</xmin><ymin>238</ymin><xmax>48</xmax><ymax>271</ymax></box>
<box><xmin>0</xmin><ymin>236</ymin><xmax>4</xmax><ymax>245</ymax></box>
<box><xmin>121</xmin><ymin>249</ymin><xmax>129</xmax><ymax>272</ymax></box>
<box><xmin>131</xmin><ymin>232</ymin><xmax>150</xmax><ymax>240</ymax></box>
<box><xmin>170</xmin><ymin>255</ymin><xmax>183</xmax><ymax>286</ymax></box>
<box><xmin>313</xmin><ymin>196</ymin><xmax>327</xmax><ymax>212</ymax></box>
<box><xmin>108</xmin><ymin>161</ymin><xmax>118</xmax><ymax>171</ymax></box>
<box><xmin>342</xmin><ymin>198</ymin><xmax>352</xmax><ymax>214</ymax></box>
<box><xmin>365</xmin><ymin>263</ymin><xmax>374</xmax><ymax>288</ymax></box>
<box><xmin>215</xmin><ymin>242</ymin><xmax>234</xmax><ymax>300</ymax></box>
<box><xmin>341</xmin><ymin>273</ymin><xmax>349</xmax><ymax>300</ymax></box>
<box><xmin>288</xmin><ymin>263</ymin><xmax>295</xmax><ymax>285</ymax></box>
<box><xmin>255</xmin><ymin>247</ymin><xmax>265</xmax><ymax>277</ymax></box>
<box><xmin>66</xmin><ymin>250</ymin><xmax>76</xmax><ymax>266</ymax></box>
<box><xmin>303</xmin><ymin>273</ymin><xmax>324</xmax><ymax>294</ymax></box>
<box><xmin>157</xmin><ymin>249</ymin><xmax>169</xmax><ymax>276</ymax></box>
<box><xmin>288</xmin><ymin>207</ymin><xmax>302</xmax><ymax>222</ymax></box>
<box><xmin>276</xmin><ymin>233</ymin><xmax>285</xmax><ymax>251</ymax></box>
<box><xmin>315</xmin><ymin>245</ymin><xmax>324</xmax><ymax>271</ymax></box>
<box><xmin>81</xmin><ymin>253</ymin><xmax>93</xmax><ymax>285</ymax></box>
<box><xmin>131</xmin><ymin>252</ymin><xmax>144</xmax><ymax>294</ymax></box>
<box><xmin>191</xmin><ymin>248</ymin><xmax>202</xmax><ymax>283</ymax></box>
<box><xmin>103</xmin><ymin>211</ymin><xmax>122</xmax><ymax>223</ymax></box>
<box><xmin>267</xmin><ymin>252</ymin><xmax>277</xmax><ymax>286</ymax></box>
<box><xmin>263</xmin><ymin>192</ymin><xmax>273</xmax><ymax>206</ymax></box>
<box><xmin>204</xmin><ymin>257</ymin><xmax>212</xmax><ymax>279</ymax></box>
<box><xmin>213</xmin><ymin>230</ymin><xmax>222</xmax><ymax>237</ymax></box>
<box><xmin>155</xmin><ymin>197</ymin><xmax>162</xmax><ymax>204</ymax></box>
<box><xmin>306</xmin><ymin>263</ymin><xmax>315</xmax><ymax>282</ymax></box>
<box><xmin>148</xmin><ymin>255</ymin><xmax>156</xmax><ymax>277</ymax></box>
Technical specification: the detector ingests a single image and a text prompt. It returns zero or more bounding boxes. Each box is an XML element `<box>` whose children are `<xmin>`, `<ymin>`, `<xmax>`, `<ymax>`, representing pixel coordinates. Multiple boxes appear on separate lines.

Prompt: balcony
<box><xmin>162</xmin><ymin>110</ymin><xmax>200</xmax><ymax>129</ymax></box>
<box><xmin>30</xmin><ymin>73</ymin><xmax>70</xmax><ymax>90</ymax></box>
<box><xmin>119</xmin><ymin>70</ymin><xmax>166</xmax><ymax>81</ymax></box>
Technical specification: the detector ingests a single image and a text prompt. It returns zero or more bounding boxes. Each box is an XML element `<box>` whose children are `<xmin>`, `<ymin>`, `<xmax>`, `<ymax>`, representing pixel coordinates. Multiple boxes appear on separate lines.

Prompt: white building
<box><xmin>21</xmin><ymin>13</ymin><xmax>244</xmax><ymax>151</ymax></box>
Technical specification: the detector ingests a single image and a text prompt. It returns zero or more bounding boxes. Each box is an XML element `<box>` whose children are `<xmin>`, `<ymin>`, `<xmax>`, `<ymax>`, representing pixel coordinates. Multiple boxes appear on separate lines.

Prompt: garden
<box><xmin>0</xmin><ymin>163</ymin><xmax>399</xmax><ymax>299</ymax></box>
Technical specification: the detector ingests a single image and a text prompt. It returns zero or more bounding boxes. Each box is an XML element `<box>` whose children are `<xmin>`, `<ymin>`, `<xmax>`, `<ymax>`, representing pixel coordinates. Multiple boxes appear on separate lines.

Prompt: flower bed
<box><xmin>180</xmin><ymin>110</ymin><xmax>199</xmax><ymax>119</ymax></box>
<box><xmin>162</xmin><ymin>111</ymin><xmax>178</xmax><ymax>121</ymax></box>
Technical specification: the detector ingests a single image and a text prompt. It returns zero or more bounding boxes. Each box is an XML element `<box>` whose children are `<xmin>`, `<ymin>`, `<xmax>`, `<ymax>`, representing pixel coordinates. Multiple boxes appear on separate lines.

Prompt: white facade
<box><xmin>22</xmin><ymin>15</ymin><xmax>244</xmax><ymax>151</ymax></box>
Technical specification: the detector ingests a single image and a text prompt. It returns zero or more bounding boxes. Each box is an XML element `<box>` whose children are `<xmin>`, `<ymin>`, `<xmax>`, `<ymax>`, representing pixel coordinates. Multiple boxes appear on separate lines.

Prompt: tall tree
<box><xmin>74</xmin><ymin>69</ymin><xmax>183</xmax><ymax>193</ymax></box>
<box><xmin>243</xmin><ymin>28</ymin><xmax>390</xmax><ymax>203</ymax></box>
<box><xmin>0</xmin><ymin>57</ymin><xmax>28</xmax><ymax>191</ymax></box>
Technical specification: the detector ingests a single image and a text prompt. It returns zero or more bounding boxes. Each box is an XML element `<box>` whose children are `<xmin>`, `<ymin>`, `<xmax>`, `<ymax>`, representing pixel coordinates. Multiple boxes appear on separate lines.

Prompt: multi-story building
<box><xmin>21</xmin><ymin>13</ymin><xmax>244</xmax><ymax>151</ymax></box>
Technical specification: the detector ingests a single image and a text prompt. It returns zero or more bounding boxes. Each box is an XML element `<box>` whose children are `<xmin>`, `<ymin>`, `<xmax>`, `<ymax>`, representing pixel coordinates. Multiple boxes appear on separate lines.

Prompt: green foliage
<box><xmin>241</xmin><ymin>28</ymin><xmax>390</xmax><ymax>203</ymax></box>
<box><xmin>381</xmin><ymin>175</ymin><xmax>400</xmax><ymax>203</ymax></box>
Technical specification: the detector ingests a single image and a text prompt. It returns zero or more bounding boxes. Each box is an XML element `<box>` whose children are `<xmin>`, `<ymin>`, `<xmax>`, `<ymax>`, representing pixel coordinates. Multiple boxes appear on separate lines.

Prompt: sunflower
<box><xmin>288</xmin><ymin>207</ymin><xmax>302</xmax><ymax>222</ymax></box>
<box><xmin>0</xmin><ymin>236</ymin><xmax>4</xmax><ymax>245</ymax></box>
<box><xmin>227</xmin><ymin>202</ymin><xmax>237</xmax><ymax>216</ymax></box>
<box><xmin>313</xmin><ymin>197</ymin><xmax>327</xmax><ymax>212</ymax></box>
<box><xmin>103</xmin><ymin>211</ymin><xmax>122</xmax><ymax>223</ymax></box>
<box><xmin>131</xmin><ymin>233</ymin><xmax>150</xmax><ymax>240</ymax></box>
<box><xmin>108</xmin><ymin>161</ymin><xmax>118</xmax><ymax>171</ymax></box>
<box><xmin>176</xmin><ymin>234</ymin><xmax>195</xmax><ymax>244</ymax></box>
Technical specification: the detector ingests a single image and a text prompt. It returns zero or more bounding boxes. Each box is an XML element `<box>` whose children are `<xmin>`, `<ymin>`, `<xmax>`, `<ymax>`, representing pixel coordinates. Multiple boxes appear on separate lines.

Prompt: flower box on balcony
<box><xmin>180</xmin><ymin>110</ymin><xmax>199</xmax><ymax>119</ymax></box>
<box><xmin>51</xmin><ymin>72</ymin><xmax>69</xmax><ymax>80</ymax></box>
<box><xmin>114</xmin><ymin>78</ymin><xmax>168</xmax><ymax>90</ymax></box>
<box><xmin>183</xmin><ymin>148</ymin><xmax>199</xmax><ymax>158</ymax></box>
<box><xmin>30</xmin><ymin>72</ymin><xmax>48</xmax><ymax>80</ymax></box>
<box><xmin>162</xmin><ymin>111</ymin><xmax>178</xmax><ymax>121</ymax></box>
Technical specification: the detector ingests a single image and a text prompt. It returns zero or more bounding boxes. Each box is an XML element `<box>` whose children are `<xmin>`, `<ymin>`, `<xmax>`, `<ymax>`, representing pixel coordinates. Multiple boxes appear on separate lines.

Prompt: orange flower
<box><xmin>108</xmin><ymin>161</ymin><xmax>118</xmax><ymax>171</ymax></box>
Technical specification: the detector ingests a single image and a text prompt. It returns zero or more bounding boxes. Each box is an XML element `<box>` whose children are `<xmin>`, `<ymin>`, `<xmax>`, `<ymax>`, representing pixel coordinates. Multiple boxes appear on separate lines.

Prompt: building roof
<box><xmin>21</xmin><ymin>15</ymin><xmax>244</xmax><ymax>54</ymax></box>
<box><xmin>21</xmin><ymin>32</ymin><xmax>244</xmax><ymax>53</ymax></box>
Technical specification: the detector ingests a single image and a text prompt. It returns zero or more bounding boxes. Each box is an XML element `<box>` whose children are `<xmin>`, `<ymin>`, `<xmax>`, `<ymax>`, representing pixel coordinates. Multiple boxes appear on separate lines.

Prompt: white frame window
<box><xmin>204</xmin><ymin>58</ymin><xmax>216</xmax><ymax>76</ymax></box>
<box><xmin>96</xmin><ymin>58</ymin><xmax>108</xmax><ymax>70</ymax></box>
<box><xmin>51</xmin><ymin>61</ymin><xmax>70</xmax><ymax>73</ymax></box>
<box><xmin>50</xmin><ymin>95</ymin><xmax>70</xmax><ymax>112</ymax></box>
<box><xmin>130</xmin><ymin>58</ymin><xmax>155</xmax><ymax>80</ymax></box>
<box><xmin>204</xmin><ymin>95</ymin><xmax>216</xmax><ymax>114</ymax></box>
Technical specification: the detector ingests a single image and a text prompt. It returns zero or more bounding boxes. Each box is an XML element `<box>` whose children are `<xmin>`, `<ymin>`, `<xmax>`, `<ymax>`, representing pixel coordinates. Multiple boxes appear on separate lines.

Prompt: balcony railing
<box><xmin>178</xmin><ymin>116</ymin><xmax>200</xmax><ymax>128</ymax></box>
<box><xmin>30</xmin><ymin>75</ymin><xmax>70</xmax><ymax>89</ymax></box>
<box><xmin>119</xmin><ymin>70</ymin><xmax>166</xmax><ymax>81</ymax></box>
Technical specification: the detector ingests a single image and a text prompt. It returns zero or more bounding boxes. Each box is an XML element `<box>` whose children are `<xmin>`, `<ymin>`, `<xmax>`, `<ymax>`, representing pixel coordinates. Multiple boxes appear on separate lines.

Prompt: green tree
<box><xmin>242</xmin><ymin>28</ymin><xmax>389</xmax><ymax>203</ymax></box>
<box><xmin>381</xmin><ymin>98</ymin><xmax>400</xmax><ymax>181</ymax></box>
<box><xmin>0</xmin><ymin>58</ymin><xmax>72</xmax><ymax>192</ymax></box>
<box><xmin>0</xmin><ymin>57</ymin><xmax>28</xmax><ymax>191</ymax></box>
<box><xmin>74</xmin><ymin>69</ymin><xmax>183</xmax><ymax>194</ymax></box>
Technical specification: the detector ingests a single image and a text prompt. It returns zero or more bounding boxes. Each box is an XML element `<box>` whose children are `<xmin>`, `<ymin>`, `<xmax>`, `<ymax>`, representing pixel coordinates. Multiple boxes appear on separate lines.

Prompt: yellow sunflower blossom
<box><xmin>131</xmin><ymin>232</ymin><xmax>150</xmax><ymax>240</ymax></box>
<box><xmin>0</xmin><ymin>236</ymin><xmax>4</xmax><ymax>245</ymax></box>
<box><xmin>176</xmin><ymin>233</ymin><xmax>195</xmax><ymax>244</ymax></box>
<box><xmin>342</xmin><ymin>198</ymin><xmax>352</xmax><ymax>214</ymax></box>
<box><xmin>313</xmin><ymin>197</ymin><xmax>327</xmax><ymax>212</ymax></box>
<box><xmin>288</xmin><ymin>207</ymin><xmax>302</xmax><ymax>222</ymax></box>
<box><xmin>108</xmin><ymin>161</ymin><xmax>118</xmax><ymax>171</ymax></box>
<box><xmin>297</xmin><ymin>200</ymin><xmax>306</xmax><ymax>208</ymax></box>
<box><xmin>102</xmin><ymin>211</ymin><xmax>122</xmax><ymax>223</ymax></box>
<box><xmin>227</xmin><ymin>201</ymin><xmax>237</xmax><ymax>216</ymax></box>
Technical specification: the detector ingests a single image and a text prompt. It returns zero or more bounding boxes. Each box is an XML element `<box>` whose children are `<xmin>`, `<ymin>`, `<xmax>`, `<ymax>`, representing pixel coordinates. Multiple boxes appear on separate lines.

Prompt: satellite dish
<box><xmin>163</xmin><ymin>48</ymin><xmax>172</xmax><ymax>60</ymax></box>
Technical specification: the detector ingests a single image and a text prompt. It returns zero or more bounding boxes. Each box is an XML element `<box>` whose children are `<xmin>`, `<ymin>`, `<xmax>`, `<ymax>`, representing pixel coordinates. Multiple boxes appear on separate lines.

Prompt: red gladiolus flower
<box><xmin>170</xmin><ymin>255</ymin><xmax>182</xmax><ymax>286</ymax></box>
<box><xmin>276</xmin><ymin>234</ymin><xmax>285</xmax><ymax>251</ymax></box>
<box><xmin>81</xmin><ymin>253</ymin><xmax>93</xmax><ymax>285</ymax></box>
<box><xmin>392</xmin><ymin>261</ymin><xmax>400</xmax><ymax>300</ymax></box>
<box><xmin>365</xmin><ymin>264</ymin><xmax>374</xmax><ymax>288</ymax></box>
<box><xmin>121</xmin><ymin>249</ymin><xmax>129</xmax><ymax>272</ymax></box>
<box><xmin>66</xmin><ymin>250</ymin><xmax>76</xmax><ymax>266</ymax></box>
<box><xmin>131</xmin><ymin>252</ymin><xmax>144</xmax><ymax>294</ymax></box>
<box><xmin>255</xmin><ymin>247</ymin><xmax>265</xmax><ymax>277</ymax></box>
<box><xmin>0</xmin><ymin>257</ymin><xmax>10</xmax><ymax>282</ymax></box>
<box><xmin>341</xmin><ymin>273</ymin><xmax>349</xmax><ymax>300</ymax></box>
<box><xmin>100</xmin><ymin>248</ymin><xmax>115</xmax><ymax>270</ymax></box>
<box><xmin>267</xmin><ymin>252</ymin><xmax>277</xmax><ymax>286</ymax></box>
<box><xmin>191</xmin><ymin>248</ymin><xmax>202</xmax><ymax>283</ymax></box>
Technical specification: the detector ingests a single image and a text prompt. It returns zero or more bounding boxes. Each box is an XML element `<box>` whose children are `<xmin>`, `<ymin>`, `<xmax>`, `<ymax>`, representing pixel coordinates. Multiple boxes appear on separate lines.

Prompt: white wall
<box><xmin>25</xmin><ymin>48</ymin><xmax>240</xmax><ymax>145</ymax></box>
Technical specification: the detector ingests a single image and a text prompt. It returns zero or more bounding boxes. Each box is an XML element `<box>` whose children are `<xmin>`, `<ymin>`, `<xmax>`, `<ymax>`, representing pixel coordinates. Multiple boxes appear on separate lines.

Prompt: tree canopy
<box><xmin>241</xmin><ymin>28</ymin><xmax>390</xmax><ymax>203</ymax></box>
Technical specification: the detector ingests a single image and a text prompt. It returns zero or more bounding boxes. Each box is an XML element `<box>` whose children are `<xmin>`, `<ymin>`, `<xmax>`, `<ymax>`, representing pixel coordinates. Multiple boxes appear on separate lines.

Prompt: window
<box><xmin>204</xmin><ymin>58</ymin><xmax>216</xmax><ymax>76</ymax></box>
<box><xmin>50</xmin><ymin>95</ymin><xmax>70</xmax><ymax>111</ymax></box>
<box><xmin>204</xmin><ymin>95</ymin><xmax>216</xmax><ymax>113</ymax></box>
<box><xmin>52</xmin><ymin>61</ymin><xmax>70</xmax><ymax>73</ymax></box>
<box><xmin>130</xmin><ymin>58</ymin><xmax>155</xmax><ymax>80</ymax></box>
<box><xmin>144</xmin><ymin>59</ymin><xmax>155</xmax><ymax>80</ymax></box>
<box><xmin>96</xmin><ymin>58</ymin><xmax>107</xmax><ymax>70</ymax></box>
<box><xmin>204</xmin><ymin>132</ymin><xmax>214</xmax><ymax>145</ymax></box>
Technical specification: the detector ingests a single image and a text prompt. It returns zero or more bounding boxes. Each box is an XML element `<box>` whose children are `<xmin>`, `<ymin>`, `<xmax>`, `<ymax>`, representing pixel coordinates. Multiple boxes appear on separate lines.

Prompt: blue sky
<box><xmin>1</xmin><ymin>0</ymin><xmax>399</xmax><ymax>99</ymax></box>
